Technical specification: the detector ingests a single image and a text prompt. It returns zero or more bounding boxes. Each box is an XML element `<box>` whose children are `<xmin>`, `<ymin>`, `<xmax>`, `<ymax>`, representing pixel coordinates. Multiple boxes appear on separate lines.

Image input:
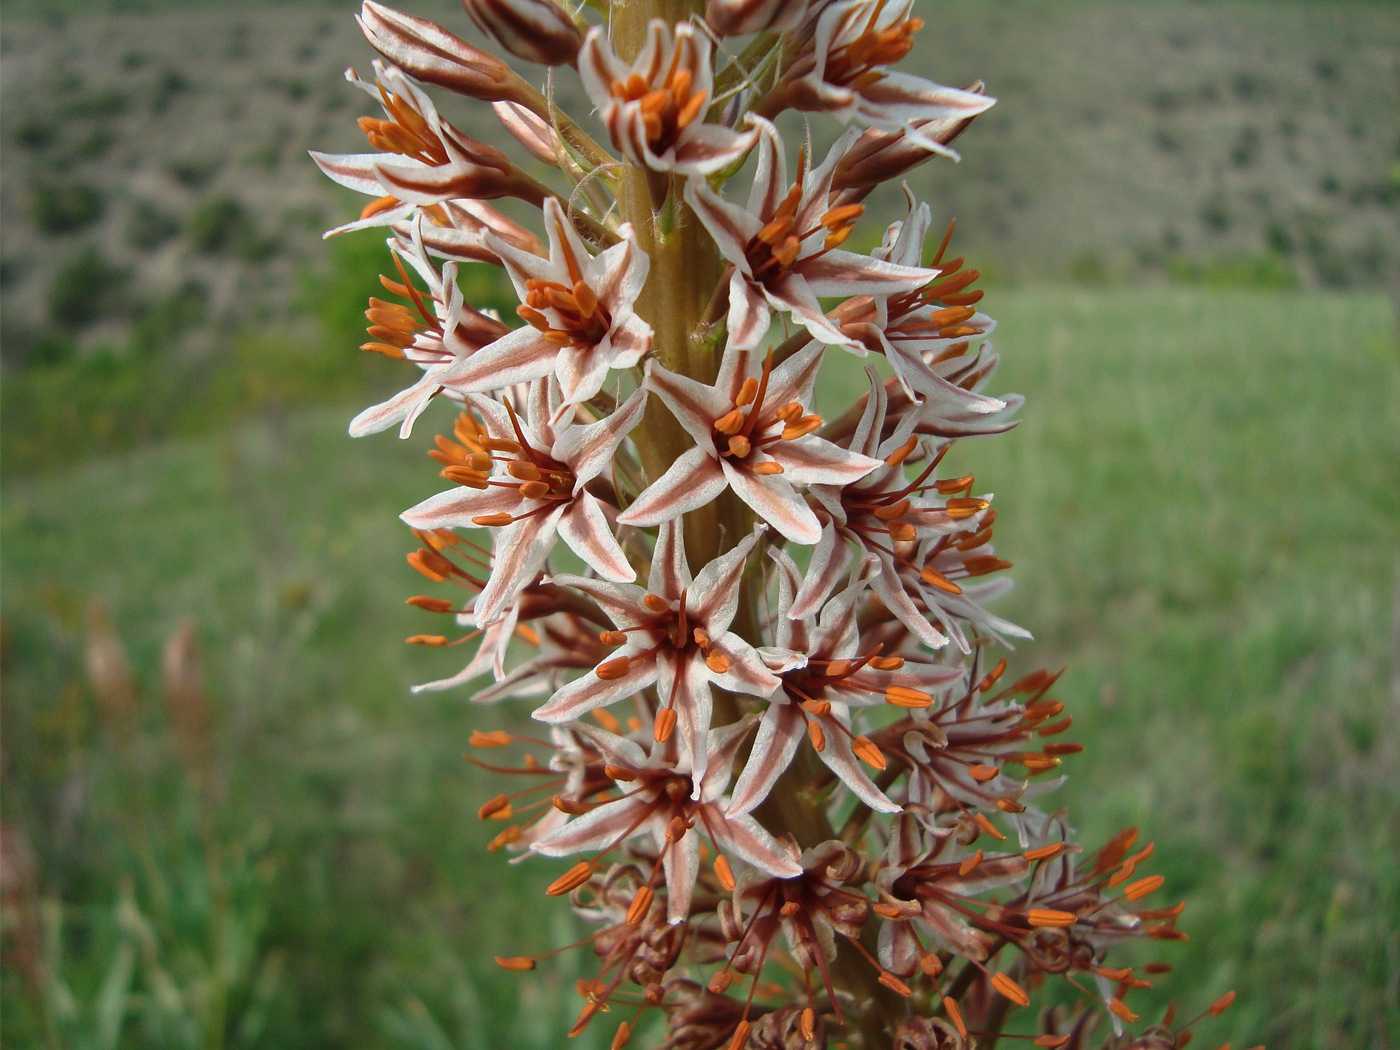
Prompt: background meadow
<box><xmin>2</xmin><ymin>1</ymin><xmax>1397</xmax><ymax>1047</ymax></box>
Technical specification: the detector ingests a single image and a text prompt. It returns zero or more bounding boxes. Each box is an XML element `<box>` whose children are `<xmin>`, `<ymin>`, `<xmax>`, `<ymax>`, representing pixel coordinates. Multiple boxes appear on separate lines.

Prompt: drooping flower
<box><xmin>874</xmin><ymin>823</ymin><xmax>1033</xmax><ymax>972</ymax></box>
<box><xmin>829</xmin><ymin>194</ymin><xmax>1005</xmax><ymax>407</ymax></box>
<box><xmin>712</xmin><ymin>839</ymin><xmax>869</xmax><ymax>1032</ymax></box>
<box><xmin>311</xmin><ymin>60</ymin><xmax>541</xmax><ymax>222</ymax></box>
<box><xmin>764</xmin><ymin>0</ymin><xmax>995</xmax><ymax>151</ymax></box>
<box><xmin>401</xmin><ymin>378</ymin><xmax>647</xmax><ymax>627</ymax></box>
<box><xmin>347</xmin><ymin>221</ymin><xmax>513</xmax><ymax>438</ymax></box>
<box><xmin>618</xmin><ymin>343</ymin><xmax>881</xmax><ymax>543</ymax></box>
<box><xmin>685</xmin><ymin>118</ymin><xmax>937</xmax><ymax>349</ymax></box>
<box><xmin>830</xmin><ymin>84</ymin><xmax>992</xmax><ymax>193</ymax></box>
<box><xmin>532</xmin><ymin>718</ymin><xmax>802</xmax><ymax>924</ymax></box>
<box><xmin>579</xmin><ymin>20</ymin><xmax>759</xmax><ymax>177</ymax></box>
<box><xmin>532</xmin><ymin>523</ymin><xmax>779</xmax><ymax>790</ymax></box>
<box><xmin>427</xmin><ymin>197</ymin><xmax>652</xmax><ymax>407</ymax></box>
<box><xmin>790</xmin><ymin>372</ymin><xmax>1027</xmax><ymax>651</ymax></box>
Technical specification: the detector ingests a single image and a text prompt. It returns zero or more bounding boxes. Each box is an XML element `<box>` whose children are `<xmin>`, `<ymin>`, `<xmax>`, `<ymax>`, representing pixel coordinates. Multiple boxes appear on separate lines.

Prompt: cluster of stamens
<box><xmin>710</xmin><ymin>353</ymin><xmax>823</xmax><ymax>469</ymax></box>
<box><xmin>743</xmin><ymin>173</ymin><xmax>865</xmax><ymax>284</ymax></box>
<box><xmin>356</xmin><ymin>87</ymin><xmax>450</xmax><ymax>220</ymax></box>
<box><xmin>843</xmin><ymin>435</ymin><xmax>1005</xmax><ymax>597</ymax></box>
<box><xmin>593</xmin><ymin>593</ymin><xmax>732</xmax><ymax>741</ymax></box>
<box><xmin>359</xmin><ymin>253</ymin><xmax>444</xmax><ymax>360</ymax></box>
<box><xmin>430</xmin><ymin>407</ymin><xmax>578</xmax><ymax>529</ymax></box>
<box><xmin>518</xmin><ymin>276</ymin><xmax>612</xmax><ymax>348</ymax></box>
<box><xmin>609</xmin><ymin>53</ymin><xmax>708</xmax><ymax>154</ymax></box>
<box><xmin>824</xmin><ymin>4</ymin><xmax>924</xmax><ymax>90</ymax></box>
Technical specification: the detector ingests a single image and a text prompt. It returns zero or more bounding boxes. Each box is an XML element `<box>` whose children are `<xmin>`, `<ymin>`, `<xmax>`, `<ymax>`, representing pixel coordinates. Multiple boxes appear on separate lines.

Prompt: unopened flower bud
<box><xmin>464</xmin><ymin>0</ymin><xmax>583</xmax><ymax>66</ymax></box>
<box><xmin>359</xmin><ymin>0</ymin><xmax>522</xmax><ymax>102</ymax></box>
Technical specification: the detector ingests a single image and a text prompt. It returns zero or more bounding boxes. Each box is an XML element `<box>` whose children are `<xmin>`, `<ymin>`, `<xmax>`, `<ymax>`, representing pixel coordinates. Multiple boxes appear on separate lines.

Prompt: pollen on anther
<box><xmin>1209</xmin><ymin>990</ymin><xmax>1237</xmax><ymax>1016</ymax></box>
<box><xmin>878</xmin><ymin>971</ymin><xmax>912</xmax><ymax>997</ymax></box>
<box><xmin>990</xmin><ymin>972</ymin><xmax>1030</xmax><ymax>1007</ymax></box>
<box><xmin>1108</xmin><ymin>998</ymin><xmax>1139</xmax><ymax>1023</ymax></box>
<box><xmin>654</xmin><ymin>706</ymin><xmax>678</xmax><ymax>743</ymax></box>
<box><xmin>714</xmin><ymin>854</ymin><xmax>736</xmax><ymax>891</ymax></box>
<box><xmin>469</xmin><ymin>729</ymin><xmax>512</xmax><ymax>748</ymax></box>
<box><xmin>943</xmin><ymin>996</ymin><xmax>967</xmax><ymax>1038</ymax></box>
<box><xmin>546</xmin><ymin>861</ymin><xmax>593</xmax><ymax>896</ymax></box>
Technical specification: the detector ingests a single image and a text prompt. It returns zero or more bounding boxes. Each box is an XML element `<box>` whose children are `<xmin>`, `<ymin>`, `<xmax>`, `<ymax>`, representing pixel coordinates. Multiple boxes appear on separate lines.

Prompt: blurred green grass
<box><xmin>2</xmin><ymin>287</ymin><xmax>1398</xmax><ymax>1047</ymax></box>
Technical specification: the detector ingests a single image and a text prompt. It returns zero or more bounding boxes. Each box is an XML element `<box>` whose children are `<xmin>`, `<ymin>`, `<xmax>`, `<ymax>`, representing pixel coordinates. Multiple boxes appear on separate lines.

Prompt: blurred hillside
<box><xmin>2</xmin><ymin>1</ymin><xmax>1398</xmax><ymax>374</ymax></box>
<box><xmin>2</xmin><ymin>3</ymin><xmax>1399</xmax><ymax>1049</ymax></box>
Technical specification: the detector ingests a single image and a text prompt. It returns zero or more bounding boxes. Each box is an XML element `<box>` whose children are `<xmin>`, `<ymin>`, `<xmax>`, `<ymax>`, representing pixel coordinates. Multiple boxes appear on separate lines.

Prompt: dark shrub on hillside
<box><xmin>127</xmin><ymin>200</ymin><xmax>181</xmax><ymax>251</ymax></box>
<box><xmin>188</xmin><ymin>195</ymin><xmax>246</xmax><ymax>254</ymax></box>
<box><xmin>48</xmin><ymin>249</ymin><xmax>128</xmax><ymax>329</ymax></box>
<box><xmin>32</xmin><ymin>183</ymin><xmax>104</xmax><ymax>234</ymax></box>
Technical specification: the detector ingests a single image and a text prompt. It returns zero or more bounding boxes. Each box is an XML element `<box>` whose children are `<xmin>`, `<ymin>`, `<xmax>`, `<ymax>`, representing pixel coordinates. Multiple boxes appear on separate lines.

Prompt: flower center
<box><xmin>609</xmin><ymin>49</ymin><xmax>708</xmax><ymax>155</ymax></box>
<box><xmin>710</xmin><ymin>352</ymin><xmax>823</xmax><ymax>466</ymax></box>
<box><xmin>517</xmin><ymin>277</ymin><xmax>613</xmax><ymax>348</ymax></box>
<box><xmin>825</xmin><ymin>5</ymin><xmax>923</xmax><ymax>88</ymax></box>
<box><xmin>743</xmin><ymin>184</ymin><xmax>864</xmax><ymax>287</ymax></box>
<box><xmin>360</xmin><ymin>87</ymin><xmax>449</xmax><ymax>165</ymax></box>
<box><xmin>433</xmin><ymin>407</ymin><xmax>578</xmax><ymax>529</ymax></box>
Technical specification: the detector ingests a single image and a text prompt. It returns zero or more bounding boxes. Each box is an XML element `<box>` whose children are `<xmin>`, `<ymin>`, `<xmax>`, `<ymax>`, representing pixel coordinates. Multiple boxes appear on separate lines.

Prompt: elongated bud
<box><xmin>831</xmin><ymin>83</ymin><xmax>994</xmax><ymax>199</ymax></box>
<box><xmin>359</xmin><ymin>1</ymin><xmax>522</xmax><ymax>102</ymax></box>
<box><xmin>492</xmin><ymin>100</ymin><xmax>558</xmax><ymax>163</ymax></box>
<box><xmin>705</xmin><ymin>0</ymin><xmax>806</xmax><ymax>36</ymax></box>
<box><xmin>464</xmin><ymin>0</ymin><xmax>582</xmax><ymax>66</ymax></box>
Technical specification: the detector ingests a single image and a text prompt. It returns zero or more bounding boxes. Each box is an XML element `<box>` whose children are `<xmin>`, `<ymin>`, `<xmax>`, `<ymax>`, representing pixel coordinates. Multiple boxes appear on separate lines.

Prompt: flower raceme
<box><xmin>316</xmin><ymin>2</ymin><xmax>1249</xmax><ymax>1048</ymax></box>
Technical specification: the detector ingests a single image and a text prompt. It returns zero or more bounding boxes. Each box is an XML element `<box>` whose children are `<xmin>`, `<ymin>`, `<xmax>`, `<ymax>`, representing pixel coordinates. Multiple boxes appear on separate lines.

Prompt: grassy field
<box><xmin>3</xmin><ymin>287</ymin><xmax>1398</xmax><ymax>1048</ymax></box>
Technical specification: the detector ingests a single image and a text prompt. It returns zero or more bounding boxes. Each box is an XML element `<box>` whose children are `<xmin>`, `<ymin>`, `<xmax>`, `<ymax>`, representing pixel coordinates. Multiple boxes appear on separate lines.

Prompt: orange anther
<box><xmin>943</xmin><ymin>997</ymin><xmax>967</xmax><ymax>1038</ymax></box>
<box><xmin>1209</xmin><ymin>990</ymin><xmax>1237</xmax><ymax>1016</ymax></box>
<box><xmin>1026</xmin><ymin>908</ymin><xmax>1077</xmax><ymax>928</ymax></box>
<box><xmin>596</xmin><ymin>657</ymin><xmax>633</xmax><ymax>680</ymax></box>
<box><xmin>546</xmin><ymin>861</ymin><xmax>593</xmax><ymax>896</ymax></box>
<box><xmin>1108</xmin><ymin>998</ymin><xmax>1139</xmax><ymax>1023</ymax></box>
<box><xmin>469</xmin><ymin>729</ymin><xmax>512</xmax><ymax>748</ymax></box>
<box><xmin>714</xmin><ymin>855</ymin><xmax>736</xmax><ymax>891</ymax></box>
<box><xmin>990</xmin><ymin>972</ymin><xmax>1030</xmax><ymax>1007</ymax></box>
<box><xmin>885</xmin><ymin>685</ymin><xmax>932</xmax><ymax>709</ymax></box>
<box><xmin>1124</xmin><ymin>875</ymin><xmax>1165</xmax><ymax>901</ymax></box>
<box><xmin>852</xmin><ymin>736</ymin><xmax>886</xmax><ymax>770</ymax></box>
<box><xmin>654</xmin><ymin>707</ymin><xmax>677</xmax><ymax>743</ymax></box>
<box><xmin>878</xmin><ymin>971</ymin><xmax>912</xmax><ymax>997</ymax></box>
